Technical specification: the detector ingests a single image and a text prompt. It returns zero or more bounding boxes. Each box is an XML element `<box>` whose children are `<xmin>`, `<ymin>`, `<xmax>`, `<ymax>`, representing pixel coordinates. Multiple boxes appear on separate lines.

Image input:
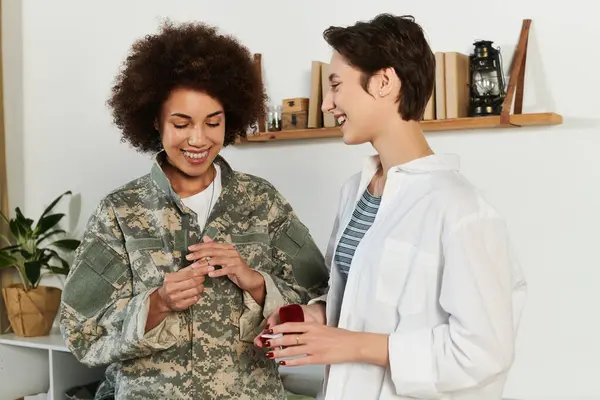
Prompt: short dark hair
<box><xmin>108</xmin><ymin>20</ymin><xmax>267</xmax><ymax>151</ymax></box>
<box><xmin>323</xmin><ymin>14</ymin><xmax>435</xmax><ymax>121</ymax></box>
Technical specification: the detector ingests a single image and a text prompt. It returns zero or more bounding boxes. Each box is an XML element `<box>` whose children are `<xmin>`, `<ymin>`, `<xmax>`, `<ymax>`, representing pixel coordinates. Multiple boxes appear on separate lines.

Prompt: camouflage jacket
<box><xmin>59</xmin><ymin>155</ymin><xmax>329</xmax><ymax>400</ymax></box>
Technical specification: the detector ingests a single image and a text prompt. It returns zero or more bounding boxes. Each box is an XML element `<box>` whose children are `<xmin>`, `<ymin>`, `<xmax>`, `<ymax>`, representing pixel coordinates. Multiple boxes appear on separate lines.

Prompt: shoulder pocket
<box><xmin>274</xmin><ymin>219</ymin><xmax>308</xmax><ymax>258</ymax></box>
<box><xmin>63</xmin><ymin>239</ymin><xmax>129</xmax><ymax>318</ymax></box>
<box><xmin>276</xmin><ymin>220</ymin><xmax>328</xmax><ymax>289</ymax></box>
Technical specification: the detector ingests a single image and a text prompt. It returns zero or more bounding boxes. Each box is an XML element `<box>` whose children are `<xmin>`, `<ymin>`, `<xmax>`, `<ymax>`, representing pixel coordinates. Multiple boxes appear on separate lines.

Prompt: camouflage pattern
<box><xmin>59</xmin><ymin>154</ymin><xmax>329</xmax><ymax>400</ymax></box>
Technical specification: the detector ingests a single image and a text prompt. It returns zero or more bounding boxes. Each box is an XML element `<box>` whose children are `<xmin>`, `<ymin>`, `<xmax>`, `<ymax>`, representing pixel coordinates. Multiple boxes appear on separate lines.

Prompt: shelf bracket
<box><xmin>500</xmin><ymin>19</ymin><xmax>531</xmax><ymax>126</ymax></box>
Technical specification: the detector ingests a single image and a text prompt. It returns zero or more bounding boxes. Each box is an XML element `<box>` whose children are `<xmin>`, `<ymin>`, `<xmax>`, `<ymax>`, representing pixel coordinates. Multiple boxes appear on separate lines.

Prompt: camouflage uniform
<box><xmin>59</xmin><ymin>155</ymin><xmax>329</xmax><ymax>400</ymax></box>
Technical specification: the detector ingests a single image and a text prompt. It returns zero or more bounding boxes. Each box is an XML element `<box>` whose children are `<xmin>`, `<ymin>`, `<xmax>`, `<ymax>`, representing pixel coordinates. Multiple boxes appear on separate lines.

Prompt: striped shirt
<box><xmin>334</xmin><ymin>189</ymin><xmax>382</xmax><ymax>283</ymax></box>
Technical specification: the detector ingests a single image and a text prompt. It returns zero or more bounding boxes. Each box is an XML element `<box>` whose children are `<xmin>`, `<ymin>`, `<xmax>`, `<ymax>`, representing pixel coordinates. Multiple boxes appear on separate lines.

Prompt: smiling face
<box><xmin>157</xmin><ymin>87</ymin><xmax>225</xmax><ymax>179</ymax></box>
<box><xmin>321</xmin><ymin>51</ymin><xmax>400</xmax><ymax>145</ymax></box>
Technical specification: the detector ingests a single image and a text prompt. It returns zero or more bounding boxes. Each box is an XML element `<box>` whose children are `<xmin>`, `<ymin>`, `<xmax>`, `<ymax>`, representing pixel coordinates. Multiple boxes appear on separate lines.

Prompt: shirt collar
<box><xmin>363</xmin><ymin>153</ymin><xmax>460</xmax><ymax>175</ymax></box>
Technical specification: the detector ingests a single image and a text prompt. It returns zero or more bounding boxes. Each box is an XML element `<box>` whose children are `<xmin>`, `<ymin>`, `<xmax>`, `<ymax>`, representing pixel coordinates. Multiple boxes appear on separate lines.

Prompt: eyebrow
<box><xmin>328</xmin><ymin>73</ymin><xmax>340</xmax><ymax>82</ymax></box>
<box><xmin>170</xmin><ymin>110</ymin><xmax>223</xmax><ymax>119</ymax></box>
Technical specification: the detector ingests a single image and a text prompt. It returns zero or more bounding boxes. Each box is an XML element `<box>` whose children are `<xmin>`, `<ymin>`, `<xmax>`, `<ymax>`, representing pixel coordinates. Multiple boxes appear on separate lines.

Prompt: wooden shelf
<box><xmin>238</xmin><ymin>112</ymin><xmax>562</xmax><ymax>143</ymax></box>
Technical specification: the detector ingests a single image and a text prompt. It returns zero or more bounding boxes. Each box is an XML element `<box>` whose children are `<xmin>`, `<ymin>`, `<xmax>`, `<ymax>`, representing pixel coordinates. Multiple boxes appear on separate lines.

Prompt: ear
<box><xmin>153</xmin><ymin>118</ymin><xmax>159</xmax><ymax>132</ymax></box>
<box><xmin>376</xmin><ymin>67</ymin><xmax>399</xmax><ymax>98</ymax></box>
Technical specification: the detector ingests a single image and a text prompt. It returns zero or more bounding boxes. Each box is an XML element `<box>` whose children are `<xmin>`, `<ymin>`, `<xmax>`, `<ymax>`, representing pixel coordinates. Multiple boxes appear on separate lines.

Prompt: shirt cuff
<box><xmin>239</xmin><ymin>271</ymin><xmax>285</xmax><ymax>342</ymax></box>
<box><xmin>127</xmin><ymin>288</ymin><xmax>180</xmax><ymax>351</ymax></box>
<box><xmin>388</xmin><ymin>328</ymin><xmax>438</xmax><ymax>398</ymax></box>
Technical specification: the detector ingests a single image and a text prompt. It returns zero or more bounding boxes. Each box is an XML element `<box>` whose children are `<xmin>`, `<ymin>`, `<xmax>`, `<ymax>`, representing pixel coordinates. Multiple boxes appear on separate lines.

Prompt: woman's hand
<box><xmin>186</xmin><ymin>236</ymin><xmax>265</xmax><ymax>302</ymax></box>
<box><xmin>254</xmin><ymin>303</ymin><xmax>326</xmax><ymax>348</ymax></box>
<box><xmin>156</xmin><ymin>265</ymin><xmax>209</xmax><ymax>311</ymax></box>
<box><xmin>145</xmin><ymin>264</ymin><xmax>209</xmax><ymax>332</ymax></box>
<box><xmin>261</xmin><ymin>322</ymin><xmax>390</xmax><ymax>367</ymax></box>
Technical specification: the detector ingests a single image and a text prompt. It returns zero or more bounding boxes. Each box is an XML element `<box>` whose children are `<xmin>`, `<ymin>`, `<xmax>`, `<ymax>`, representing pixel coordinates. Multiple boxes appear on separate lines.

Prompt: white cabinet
<box><xmin>0</xmin><ymin>329</ymin><xmax>104</xmax><ymax>400</ymax></box>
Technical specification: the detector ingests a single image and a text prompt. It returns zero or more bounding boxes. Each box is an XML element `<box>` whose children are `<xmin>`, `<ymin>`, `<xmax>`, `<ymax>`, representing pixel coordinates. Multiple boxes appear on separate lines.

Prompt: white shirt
<box><xmin>316</xmin><ymin>154</ymin><xmax>527</xmax><ymax>400</ymax></box>
<box><xmin>181</xmin><ymin>163</ymin><xmax>222</xmax><ymax>230</ymax></box>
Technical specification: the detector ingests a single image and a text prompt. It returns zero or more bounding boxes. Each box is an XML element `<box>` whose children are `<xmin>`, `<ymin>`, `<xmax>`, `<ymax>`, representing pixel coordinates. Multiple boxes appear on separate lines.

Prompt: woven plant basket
<box><xmin>1</xmin><ymin>284</ymin><xmax>62</xmax><ymax>337</ymax></box>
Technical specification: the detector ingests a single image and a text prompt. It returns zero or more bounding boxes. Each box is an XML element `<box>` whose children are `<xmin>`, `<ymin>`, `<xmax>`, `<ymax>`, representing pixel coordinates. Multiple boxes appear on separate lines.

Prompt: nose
<box><xmin>187</xmin><ymin>123</ymin><xmax>205</xmax><ymax>146</ymax></box>
<box><xmin>321</xmin><ymin>87</ymin><xmax>335</xmax><ymax>114</ymax></box>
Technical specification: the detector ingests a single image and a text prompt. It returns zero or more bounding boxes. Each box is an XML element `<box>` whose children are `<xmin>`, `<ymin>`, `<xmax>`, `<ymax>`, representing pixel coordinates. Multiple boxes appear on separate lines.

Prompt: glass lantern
<box><xmin>469</xmin><ymin>40</ymin><xmax>506</xmax><ymax>117</ymax></box>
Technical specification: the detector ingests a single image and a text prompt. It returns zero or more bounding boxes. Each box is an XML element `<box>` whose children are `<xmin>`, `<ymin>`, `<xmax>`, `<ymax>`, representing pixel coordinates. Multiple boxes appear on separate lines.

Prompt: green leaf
<box><xmin>49</xmin><ymin>266</ymin><xmax>69</xmax><ymax>276</ymax></box>
<box><xmin>15</xmin><ymin>207</ymin><xmax>34</xmax><ymax>230</ymax></box>
<box><xmin>24</xmin><ymin>261</ymin><xmax>42</xmax><ymax>286</ymax></box>
<box><xmin>35</xmin><ymin>213</ymin><xmax>65</xmax><ymax>236</ymax></box>
<box><xmin>49</xmin><ymin>239</ymin><xmax>80</xmax><ymax>251</ymax></box>
<box><xmin>0</xmin><ymin>252</ymin><xmax>18</xmax><ymax>268</ymax></box>
<box><xmin>0</xmin><ymin>244</ymin><xmax>20</xmax><ymax>252</ymax></box>
<box><xmin>43</xmin><ymin>248</ymin><xmax>71</xmax><ymax>271</ymax></box>
<box><xmin>18</xmin><ymin>249</ymin><xmax>33</xmax><ymax>261</ymax></box>
<box><xmin>9</xmin><ymin>219</ymin><xmax>27</xmax><ymax>242</ymax></box>
<box><xmin>0</xmin><ymin>233</ymin><xmax>13</xmax><ymax>246</ymax></box>
<box><xmin>36</xmin><ymin>229</ymin><xmax>66</xmax><ymax>245</ymax></box>
<box><xmin>40</xmin><ymin>191</ymin><xmax>72</xmax><ymax>220</ymax></box>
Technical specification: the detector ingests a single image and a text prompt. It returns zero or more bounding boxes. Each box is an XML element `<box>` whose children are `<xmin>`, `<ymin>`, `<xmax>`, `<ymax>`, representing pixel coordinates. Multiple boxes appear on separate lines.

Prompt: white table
<box><xmin>0</xmin><ymin>328</ymin><xmax>104</xmax><ymax>400</ymax></box>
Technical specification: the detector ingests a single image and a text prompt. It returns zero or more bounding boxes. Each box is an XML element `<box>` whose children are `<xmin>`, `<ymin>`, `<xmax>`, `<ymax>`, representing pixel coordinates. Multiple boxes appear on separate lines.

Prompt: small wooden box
<box><xmin>282</xmin><ymin>98</ymin><xmax>309</xmax><ymax>113</ymax></box>
<box><xmin>282</xmin><ymin>111</ymin><xmax>308</xmax><ymax>130</ymax></box>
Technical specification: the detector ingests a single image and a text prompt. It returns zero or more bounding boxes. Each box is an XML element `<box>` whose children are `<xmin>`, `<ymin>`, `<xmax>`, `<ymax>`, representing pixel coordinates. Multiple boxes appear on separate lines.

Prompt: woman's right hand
<box><xmin>156</xmin><ymin>265</ymin><xmax>210</xmax><ymax>311</ymax></box>
<box><xmin>254</xmin><ymin>302</ymin><xmax>326</xmax><ymax>348</ymax></box>
<box><xmin>146</xmin><ymin>265</ymin><xmax>209</xmax><ymax>332</ymax></box>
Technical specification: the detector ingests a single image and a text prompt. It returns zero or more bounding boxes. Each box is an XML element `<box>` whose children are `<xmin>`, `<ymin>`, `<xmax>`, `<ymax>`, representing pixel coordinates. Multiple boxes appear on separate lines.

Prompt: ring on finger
<box><xmin>295</xmin><ymin>335</ymin><xmax>300</xmax><ymax>345</ymax></box>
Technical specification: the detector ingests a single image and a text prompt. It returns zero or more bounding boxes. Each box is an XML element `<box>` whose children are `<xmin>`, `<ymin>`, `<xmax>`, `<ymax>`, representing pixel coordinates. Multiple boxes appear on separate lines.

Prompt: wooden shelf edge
<box><xmin>237</xmin><ymin>112</ymin><xmax>563</xmax><ymax>143</ymax></box>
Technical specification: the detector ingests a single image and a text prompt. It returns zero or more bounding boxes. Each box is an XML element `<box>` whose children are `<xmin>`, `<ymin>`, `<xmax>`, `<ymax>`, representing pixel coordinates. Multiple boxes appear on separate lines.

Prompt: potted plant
<box><xmin>0</xmin><ymin>191</ymin><xmax>80</xmax><ymax>337</ymax></box>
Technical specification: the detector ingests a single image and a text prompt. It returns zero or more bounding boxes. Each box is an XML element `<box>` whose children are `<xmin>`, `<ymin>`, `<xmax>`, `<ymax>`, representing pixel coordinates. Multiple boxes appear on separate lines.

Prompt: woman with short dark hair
<box><xmin>258</xmin><ymin>14</ymin><xmax>527</xmax><ymax>400</ymax></box>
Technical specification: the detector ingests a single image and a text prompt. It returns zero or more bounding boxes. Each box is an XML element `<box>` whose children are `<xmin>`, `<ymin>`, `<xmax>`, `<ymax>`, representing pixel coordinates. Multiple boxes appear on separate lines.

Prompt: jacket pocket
<box><xmin>63</xmin><ymin>239</ymin><xmax>129</xmax><ymax>318</ymax></box>
<box><xmin>375</xmin><ymin>239</ymin><xmax>437</xmax><ymax>315</ymax></box>
<box><xmin>125</xmin><ymin>237</ymin><xmax>172</xmax><ymax>288</ymax></box>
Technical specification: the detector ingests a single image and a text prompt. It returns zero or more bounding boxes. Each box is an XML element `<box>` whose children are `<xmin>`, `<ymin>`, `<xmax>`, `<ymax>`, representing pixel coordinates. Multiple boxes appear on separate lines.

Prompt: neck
<box><xmin>371</xmin><ymin>116</ymin><xmax>433</xmax><ymax>177</ymax></box>
<box><xmin>163</xmin><ymin>160</ymin><xmax>216</xmax><ymax>198</ymax></box>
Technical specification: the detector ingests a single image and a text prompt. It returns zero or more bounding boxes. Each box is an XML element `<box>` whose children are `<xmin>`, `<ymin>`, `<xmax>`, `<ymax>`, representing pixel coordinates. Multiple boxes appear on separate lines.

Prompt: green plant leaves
<box><xmin>36</xmin><ymin>229</ymin><xmax>66</xmax><ymax>245</ymax></box>
<box><xmin>24</xmin><ymin>261</ymin><xmax>42</xmax><ymax>287</ymax></box>
<box><xmin>40</xmin><ymin>191</ymin><xmax>72</xmax><ymax>220</ymax></box>
<box><xmin>49</xmin><ymin>239</ymin><xmax>80</xmax><ymax>251</ymax></box>
<box><xmin>35</xmin><ymin>213</ymin><xmax>65</xmax><ymax>236</ymax></box>
<box><xmin>0</xmin><ymin>252</ymin><xmax>18</xmax><ymax>268</ymax></box>
<box><xmin>0</xmin><ymin>190</ymin><xmax>79</xmax><ymax>290</ymax></box>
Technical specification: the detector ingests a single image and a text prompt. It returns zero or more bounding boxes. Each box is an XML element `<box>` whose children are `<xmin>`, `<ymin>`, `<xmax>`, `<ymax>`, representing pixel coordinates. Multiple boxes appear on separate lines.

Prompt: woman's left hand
<box><xmin>187</xmin><ymin>236</ymin><xmax>264</xmax><ymax>294</ymax></box>
<box><xmin>263</xmin><ymin>322</ymin><xmax>362</xmax><ymax>366</ymax></box>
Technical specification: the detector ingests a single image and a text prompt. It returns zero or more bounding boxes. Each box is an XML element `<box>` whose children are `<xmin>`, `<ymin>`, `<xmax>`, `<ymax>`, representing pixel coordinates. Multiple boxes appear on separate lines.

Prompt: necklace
<box><xmin>204</xmin><ymin>165</ymin><xmax>216</xmax><ymax>228</ymax></box>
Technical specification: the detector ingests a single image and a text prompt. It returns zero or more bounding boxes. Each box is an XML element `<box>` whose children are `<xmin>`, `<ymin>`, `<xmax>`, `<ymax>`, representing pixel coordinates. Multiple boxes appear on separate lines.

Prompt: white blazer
<box><xmin>315</xmin><ymin>154</ymin><xmax>527</xmax><ymax>400</ymax></box>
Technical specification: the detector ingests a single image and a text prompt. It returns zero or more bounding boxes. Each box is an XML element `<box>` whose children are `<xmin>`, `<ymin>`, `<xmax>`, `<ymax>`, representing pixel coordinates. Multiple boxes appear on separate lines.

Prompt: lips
<box><xmin>335</xmin><ymin>114</ymin><xmax>347</xmax><ymax>126</ymax></box>
<box><xmin>181</xmin><ymin>148</ymin><xmax>210</xmax><ymax>165</ymax></box>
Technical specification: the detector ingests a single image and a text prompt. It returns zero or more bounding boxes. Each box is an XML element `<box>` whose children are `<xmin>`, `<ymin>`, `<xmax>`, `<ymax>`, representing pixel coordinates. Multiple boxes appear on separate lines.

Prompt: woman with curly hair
<box><xmin>59</xmin><ymin>20</ymin><xmax>328</xmax><ymax>400</ymax></box>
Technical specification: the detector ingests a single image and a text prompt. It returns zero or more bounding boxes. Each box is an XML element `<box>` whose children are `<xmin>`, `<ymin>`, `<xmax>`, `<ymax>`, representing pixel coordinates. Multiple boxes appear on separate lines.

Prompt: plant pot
<box><xmin>1</xmin><ymin>284</ymin><xmax>62</xmax><ymax>337</ymax></box>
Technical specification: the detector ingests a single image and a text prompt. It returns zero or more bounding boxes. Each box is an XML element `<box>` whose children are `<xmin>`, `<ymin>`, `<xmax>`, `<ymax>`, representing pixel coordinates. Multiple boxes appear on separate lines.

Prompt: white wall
<box><xmin>3</xmin><ymin>0</ymin><xmax>600</xmax><ymax>398</ymax></box>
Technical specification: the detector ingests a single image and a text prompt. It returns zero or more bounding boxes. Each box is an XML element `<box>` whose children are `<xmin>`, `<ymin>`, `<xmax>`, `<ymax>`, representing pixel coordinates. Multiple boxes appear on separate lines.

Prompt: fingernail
<box><xmin>265</xmin><ymin>340</ymin><xmax>271</xmax><ymax>347</ymax></box>
<box><xmin>265</xmin><ymin>352</ymin><xmax>274</xmax><ymax>358</ymax></box>
<box><xmin>279</xmin><ymin>361</ymin><xmax>286</xmax><ymax>366</ymax></box>
<box><xmin>265</xmin><ymin>329</ymin><xmax>273</xmax><ymax>334</ymax></box>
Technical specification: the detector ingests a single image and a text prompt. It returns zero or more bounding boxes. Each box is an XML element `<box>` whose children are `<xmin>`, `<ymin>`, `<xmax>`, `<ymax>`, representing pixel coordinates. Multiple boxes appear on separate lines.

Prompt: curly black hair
<box><xmin>107</xmin><ymin>20</ymin><xmax>267</xmax><ymax>151</ymax></box>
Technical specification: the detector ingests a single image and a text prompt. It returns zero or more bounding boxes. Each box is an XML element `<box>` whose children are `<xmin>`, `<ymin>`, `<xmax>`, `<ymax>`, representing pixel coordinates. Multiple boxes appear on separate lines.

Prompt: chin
<box><xmin>341</xmin><ymin>128</ymin><xmax>370</xmax><ymax>145</ymax></box>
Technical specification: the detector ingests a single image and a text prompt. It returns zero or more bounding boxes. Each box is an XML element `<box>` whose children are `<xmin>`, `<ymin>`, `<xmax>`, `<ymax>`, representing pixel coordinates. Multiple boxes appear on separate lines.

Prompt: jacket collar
<box><xmin>150</xmin><ymin>151</ymin><xmax>234</xmax><ymax>206</ymax></box>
